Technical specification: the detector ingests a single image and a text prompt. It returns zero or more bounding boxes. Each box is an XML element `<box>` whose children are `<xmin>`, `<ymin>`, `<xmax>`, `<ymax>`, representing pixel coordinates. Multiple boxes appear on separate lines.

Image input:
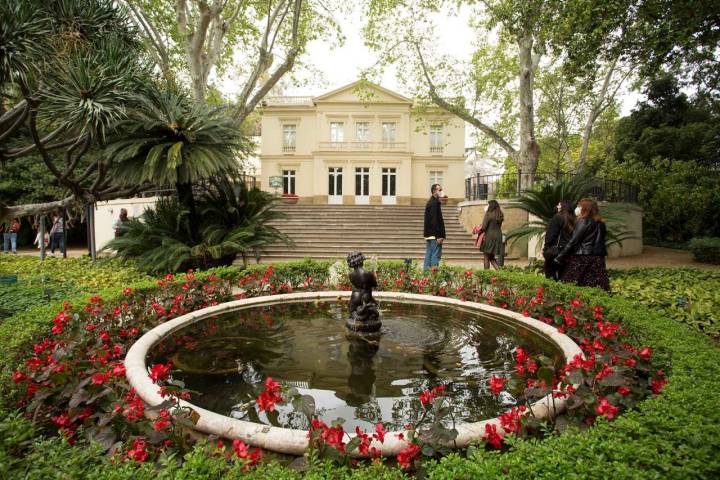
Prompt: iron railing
<box><xmin>318</xmin><ymin>141</ymin><xmax>407</xmax><ymax>152</ymax></box>
<box><xmin>464</xmin><ymin>171</ymin><xmax>639</xmax><ymax>203</ymax></box>
<box><xmin>138</xmin><ymin>173</ymin><xmax>258</xmax><ymax>198</ymax></box>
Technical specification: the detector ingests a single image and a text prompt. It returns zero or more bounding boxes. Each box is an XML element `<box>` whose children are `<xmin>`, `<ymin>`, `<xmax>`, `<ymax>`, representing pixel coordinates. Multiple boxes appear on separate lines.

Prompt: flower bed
<box><xmin>1</xmin><ymin>260</ymin><xmax>719</xmax><ymax>478</ymax></box>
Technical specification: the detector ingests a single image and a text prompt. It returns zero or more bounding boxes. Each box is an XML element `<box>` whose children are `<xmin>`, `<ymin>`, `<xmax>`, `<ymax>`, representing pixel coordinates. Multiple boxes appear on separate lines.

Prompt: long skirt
<box><xmin>560</xmin><ymin>255</ymin><xmax>610</xmax><ymax>292</ymax></box>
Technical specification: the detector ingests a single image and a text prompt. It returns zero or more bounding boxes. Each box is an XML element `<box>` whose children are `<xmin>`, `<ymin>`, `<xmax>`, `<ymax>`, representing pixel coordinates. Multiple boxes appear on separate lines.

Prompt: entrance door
<box><xmin>381</xmin><ymin>167</ymin><xmax>397</xmax><ymax>205</ymax></box>
<box><xmin>328</xmin><ymin>167</ymin><xmax>343</xmax><ymax>204</ymax></box>
<box><xmin>355</xmin><ymin>167</ymin><xmax>370</xmax><ymax>204</ymax></box>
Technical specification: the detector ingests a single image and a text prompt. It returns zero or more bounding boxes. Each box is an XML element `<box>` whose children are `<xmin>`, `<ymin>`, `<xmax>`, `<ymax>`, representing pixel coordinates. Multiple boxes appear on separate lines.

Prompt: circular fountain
<box><xmin>125</xmin><ymin>256</ymin><xmax>582</xmax><ymax>456</ymax></box>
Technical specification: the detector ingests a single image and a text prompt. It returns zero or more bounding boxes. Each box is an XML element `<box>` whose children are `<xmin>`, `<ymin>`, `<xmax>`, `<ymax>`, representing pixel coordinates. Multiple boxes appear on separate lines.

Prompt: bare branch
<box><xmin>123</xmin><ymin>0</ymin><xmax>172</xmax><ymax>78</ymax></box>
<box><xmin>0</xmin><ymin>105</ymin><xmax>28</xmax><ymax>144</ymax></box>
<box><xmin>0</xmin><ymin>100</ymin><xmax>27</xmax><ymax>127</ymax></box>
<box><xmin>1</xmin><ymin>196</ymin><xmax>77</xmax><ymax>219</ymax></box>
<box><xmin>413</xmin><ymin>41</ymin><xmax>517</xmax><ymax>159</ymax></box>
<box><xmin>2</xmin><ymin>134</ymin><xmax>82</xmax><ymax>158</ymax></box>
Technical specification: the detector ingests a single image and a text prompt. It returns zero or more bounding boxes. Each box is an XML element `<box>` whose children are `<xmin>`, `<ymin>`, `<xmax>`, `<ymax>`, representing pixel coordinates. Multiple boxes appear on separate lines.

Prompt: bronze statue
<box><xmin>345</xmin><ymin>251</ymin><xmax>381</xmax><ymax>334</ymax></box>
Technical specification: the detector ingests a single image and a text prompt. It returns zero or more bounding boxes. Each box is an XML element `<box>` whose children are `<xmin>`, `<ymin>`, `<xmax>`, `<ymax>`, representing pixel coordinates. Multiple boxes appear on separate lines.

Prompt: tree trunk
<box><xmin>517</xmin><ymin>32</ymin><xmax>540</xmax><ymax>189</ymax></box>
<box><xmin>176</xmin><ymin>180</ymin><xmax>199</xmax><ymax>243</ymax></box>
<box><xmin>578</xmin><ymin>58</ymin><xmax>618</xmax><ymax>171</ymax></box>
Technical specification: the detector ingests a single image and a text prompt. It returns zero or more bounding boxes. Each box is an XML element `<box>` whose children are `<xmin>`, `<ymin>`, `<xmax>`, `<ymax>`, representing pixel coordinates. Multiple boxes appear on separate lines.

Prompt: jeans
<box><xmin>424</xmin><ymin>239</ymin><xmax>442</xmax><ymax>271</ymax></box>
<box><xmin>51</xmin><ymin>232</ymin><xmax>65</xmax><ymax>254</ymax></box>
<box><xmin>3</xmin><ymin>233</ymin><xmax>17</xmax><ymax>253</ymax></box>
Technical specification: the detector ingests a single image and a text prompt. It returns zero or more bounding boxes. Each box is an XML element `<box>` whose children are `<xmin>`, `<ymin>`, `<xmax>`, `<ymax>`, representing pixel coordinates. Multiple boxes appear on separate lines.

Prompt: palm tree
<box><xmin>104</xmin><ymin>87</ymin><xmax>250</xmax><ymax>241</ymax></box>
<box><xmin>506</xmin><ymin>176</ymin><xmax>635</xmax><ymax>249</ymax></box>
<box><xmin>106</xmin><ymin>178</ymin><xmax>292</xmax><ymax>273</ymax></box>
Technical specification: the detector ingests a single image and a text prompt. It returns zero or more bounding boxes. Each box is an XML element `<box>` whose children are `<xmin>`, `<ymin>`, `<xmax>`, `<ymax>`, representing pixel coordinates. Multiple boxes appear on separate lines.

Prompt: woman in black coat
<box><xmin>543</xmin><ymin>200</ymin><xmax>575</xmax><ymax>280</ymax></box>
<box><xmin>555</xmin><ymin>198</ymin><xmax>610</xmax><ymax>291</ymax></box>
<box><xmin>479</xmin><ymin>200</ymin><xmax>504</xmax><ymax>270</ymax></box>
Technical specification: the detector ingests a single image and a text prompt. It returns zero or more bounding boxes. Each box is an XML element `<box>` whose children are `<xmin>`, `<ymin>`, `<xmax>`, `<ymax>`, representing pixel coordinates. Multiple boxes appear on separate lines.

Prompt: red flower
<box><xmin>154</xmin><ymin>419</ymin><xmax>171</xmax><ymax>431</ymax></box>
<box><xmin>638</xmin><ymin>347</ymin><xmax>652</xmax><ymax>360</ymax></box>
<box><xmin>112</xmin><ymin>362</ymin><xmax>126</xmax><ymax>377</ymax></box>
<box><xmin>515</xmin><ymin>347</ymin><xmax>529</xmax><ymax>363</ymax></box>
<box><xmin>126</xmin><ymin>438</ymin><xmax>149</xmax><ymax>462</ymax></box>
<box><xmin>595</xmin><ymin>397</ymin><xmax>620</xmax><ymax>420</ymax></box>
<box><xmin>489</xmin><ymin>376</ymin><xmax>506</xmax><ymax>395</ymax></box>
<box><xmin>52</xmin><ymin>412</ymin><xmax>73</xmax><ymax>429</ymax></box>
<box><xmin>256</xmin><ymin>377</ymin><xmax>283</xmax><ymax>412</ymax></box>
<box><xmin>483</xmin><ymin>423</ymin><xmax>504</xmax><ymax>449</ymax></box>
<box><xmin>91</xmin><ymin>371</ymin><xmax>109</xmax><ymax>385</ymax></box>
<box><xmin>396</xmin><ymin>443</ymin><xmax>421</xmax><ymax>470</ymax></box>
<box><xmin>12</xmin><ymin>371</ymin><xmax>28</xmax><ymax>383</ymax></box>
<box><xmin>498</xmin><ymin>406</ymin><xmax>526</xmax><ymax>434</ymax></box>
<box><xmin>652</xmin><ymin>375</ymin><xmax>668</xmax><ymax>394</ymax></box>
<box><xmin>123</xmin><ymin>287</ymin><xmax>133</xmax><ymax>296</ymax></box>
<box><xmin>149</xmin><ymin>363</ymin><xmax>172</xmax><ymax>383</ymax></box>
<box><xmin>617</xmin><ymin>386</ymin><xmax>631</xmax><ymax>396</ymax></box>
<box><xmin>99</xmin><ymin>331</ymin><xmax>110</xmax><ymax>342</ymax></box>
<box><xmin>374</xmin><ymin>423</ymin><xmax>386</xmax><ymax>443</ymax></box>
<box><xmin>419</xmin><ymin>389</ymin><xmax>433</xmax><ymax>406</ymax></box>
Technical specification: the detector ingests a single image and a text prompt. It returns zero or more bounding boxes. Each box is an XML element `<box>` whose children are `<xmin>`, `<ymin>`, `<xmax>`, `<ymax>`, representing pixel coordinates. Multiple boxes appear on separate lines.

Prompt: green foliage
<box><xmin>0</xmin><ymin>256</ymin><xmax>148</xmax><ymax>318</ymax></box>
<box><xmin>610</xmin><ymin>268</ymin><xmax>720</xmax><ymax>340</ymax></box>
<box><xmin>106</xmin><ymin>87</ymin><xmax>249</xmax><ymax>187</ymax></box>
<box><xmin>689</xmin><ymin>238</ymin><xmax>720</xmax><ymax>265</ymax></box>
<box><xmin>608</xmin><ymin>158</ymin><xmax>720</xmax><ymax>241</ymax></box>
<box><xmin>106</xmin><ymin>182</ymin><xmax>291</xmax><ymax>274</ymax></box>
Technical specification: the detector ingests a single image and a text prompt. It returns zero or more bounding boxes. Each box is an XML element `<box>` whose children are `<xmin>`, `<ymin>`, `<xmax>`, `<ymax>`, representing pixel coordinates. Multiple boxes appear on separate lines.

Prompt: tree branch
<box><xmin>413</xmin><ymin>41</ymin><xmax>517</xmax><ymax>159</ymax></box>
<box><xmin>1</xmin><ymin>196</ymin><xmax>77</xmax><ymax>219</ymax></box>
<box><xmin>123</xmin><ymin>0</ymin><xmax>172</xmax><ymax>78</ymax></box>
<box><xmin>0</xmin><ymin>105</ymin><xmax>28</xmax><ymax>144</ymax></box>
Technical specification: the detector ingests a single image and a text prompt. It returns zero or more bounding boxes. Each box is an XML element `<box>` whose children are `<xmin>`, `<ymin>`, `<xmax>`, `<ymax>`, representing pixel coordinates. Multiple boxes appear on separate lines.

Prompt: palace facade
<box><xmin>258</xmin><ymin>81</ymin><xmax>465</xmax><ymax>205</ymax></box>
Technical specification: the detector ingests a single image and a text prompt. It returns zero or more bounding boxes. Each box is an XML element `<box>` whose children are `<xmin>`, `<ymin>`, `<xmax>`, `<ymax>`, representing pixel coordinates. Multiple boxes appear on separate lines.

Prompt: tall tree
<box><xmin>122</xmin><ymin>0</ymin><xmax>342</xmax><ymax>117</ymax></box>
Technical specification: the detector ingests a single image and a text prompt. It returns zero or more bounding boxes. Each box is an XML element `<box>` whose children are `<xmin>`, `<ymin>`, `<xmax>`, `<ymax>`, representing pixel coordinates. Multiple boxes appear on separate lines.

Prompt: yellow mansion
<box><xmin>259</xmin><ymin>81</ymin><xmax>465</xmax><ymax>205</ymax></box>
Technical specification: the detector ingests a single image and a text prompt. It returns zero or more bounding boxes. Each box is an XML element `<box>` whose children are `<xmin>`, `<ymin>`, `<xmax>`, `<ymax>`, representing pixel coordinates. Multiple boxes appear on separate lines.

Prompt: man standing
<box><xmin>423</xmin><ymin>184</ymin><xmax>446</xmax><ymax>271</ymax></box>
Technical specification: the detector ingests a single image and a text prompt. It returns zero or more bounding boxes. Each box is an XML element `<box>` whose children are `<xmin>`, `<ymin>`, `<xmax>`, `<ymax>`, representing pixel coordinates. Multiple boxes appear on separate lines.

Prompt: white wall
<box><xmin>94</xmin><ymin>197</ymin><xmax>160</xmax><ymax>251</ymax></box>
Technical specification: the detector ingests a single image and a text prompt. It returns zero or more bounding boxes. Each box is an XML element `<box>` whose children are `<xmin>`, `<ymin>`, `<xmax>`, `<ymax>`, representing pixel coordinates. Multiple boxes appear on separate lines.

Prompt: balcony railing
<box><xmin>318</xmin><ymin>141</ymin><xmax>407</xmax><ymax>152</ymax></box>
<box><xmin>263</xmin><ymin>96</ymin><xmax>314</xmax><ymax>106</ymax></box>
<box><xmin>282</xmin><ymin>144</ymin><xmax>296</xmax><ymax>153</ymax></box>
<box><xmin>430</xmin><ymin>145</ymin><xmax>444</xmax><ymax>153</ymax></box>
<box><xmin>464</xmin><ymin>171</ymin><xmax>639</xmax><ymax>203</ymax></box>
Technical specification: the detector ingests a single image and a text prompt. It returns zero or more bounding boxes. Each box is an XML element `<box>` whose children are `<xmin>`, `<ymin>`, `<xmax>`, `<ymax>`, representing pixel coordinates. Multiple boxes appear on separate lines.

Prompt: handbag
<box><xmin>544</xmin><ymin>232</ymin><xmax>562</xmax><ymax>258</ymax></box>
<box><xmin>472</xmin><ymin>225</ymin><xmax>485</xmax><ymax>248</ymax></box>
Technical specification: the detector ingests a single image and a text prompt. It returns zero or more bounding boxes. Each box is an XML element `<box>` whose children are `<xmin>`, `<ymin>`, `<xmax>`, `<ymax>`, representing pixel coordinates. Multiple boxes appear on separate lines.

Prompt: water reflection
<box><xmin>150</xmin><ymin>301</ymin><xmax>562</xmax><ymax>431</ymax></box>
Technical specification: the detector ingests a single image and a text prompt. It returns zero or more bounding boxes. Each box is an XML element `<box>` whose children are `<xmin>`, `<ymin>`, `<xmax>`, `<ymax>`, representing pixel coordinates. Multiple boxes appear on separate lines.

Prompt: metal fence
<box><xmin>464</xmin><ymin>171</ymin><xmax>639</xmax><ymax>203</ymax></box>
<box><xmin>138</xmin><ymin>173</ymin><xmax>258</xmax><ymax>198</ymax></box>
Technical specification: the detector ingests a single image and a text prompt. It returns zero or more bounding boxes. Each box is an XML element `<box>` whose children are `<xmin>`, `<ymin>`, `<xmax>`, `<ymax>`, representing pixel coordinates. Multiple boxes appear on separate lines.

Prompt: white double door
<box><xmin>328</xmin><ymin>166</ymin><xmax>397</xmax><ymax>204</ymax></box>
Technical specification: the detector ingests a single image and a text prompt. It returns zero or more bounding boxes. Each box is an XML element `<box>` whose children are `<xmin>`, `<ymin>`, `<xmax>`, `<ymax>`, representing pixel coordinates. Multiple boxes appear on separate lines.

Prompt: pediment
<box><xmin>313</xmin><ymin>80</ymin><xmax>412</xmax><ymax>104</ymax></box>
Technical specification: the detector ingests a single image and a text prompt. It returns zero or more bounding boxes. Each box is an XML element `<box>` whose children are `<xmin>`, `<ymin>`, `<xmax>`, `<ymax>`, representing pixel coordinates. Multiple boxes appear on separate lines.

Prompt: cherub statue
<box><xmin>346</xmin><ymin>251</ymin><xmax>381</xmax><ymax>333</ymax></box>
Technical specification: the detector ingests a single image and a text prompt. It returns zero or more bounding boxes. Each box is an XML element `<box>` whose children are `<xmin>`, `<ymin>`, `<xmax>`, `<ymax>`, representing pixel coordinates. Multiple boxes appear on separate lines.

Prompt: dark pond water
<box><xmin>150</xmin><ymin>299</ymin><xmax>562</xmax><ymax>431</ymax></box>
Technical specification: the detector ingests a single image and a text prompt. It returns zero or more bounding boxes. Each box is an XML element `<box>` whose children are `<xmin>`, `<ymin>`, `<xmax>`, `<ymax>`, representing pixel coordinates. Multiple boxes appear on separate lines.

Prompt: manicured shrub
<box><xmin>689</xmin><ymin>237</ymin><xmax>720</xmax><ymax>264</ymax></box>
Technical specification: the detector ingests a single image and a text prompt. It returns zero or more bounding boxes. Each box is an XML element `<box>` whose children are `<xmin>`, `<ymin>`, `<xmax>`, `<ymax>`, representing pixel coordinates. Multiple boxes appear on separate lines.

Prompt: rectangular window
<box><xmin>382</xmin><ymin>122</ymin><xmax>396</xmax><ymax>143</ymax></box>
<box><xmin>429</xmin><ymin>171</ymin><xmax>443</xmax><ymax>189</ymax></box>
<box><xmin>382</xmin><ymin>167</ymin><xmax>396</xmax><ymax>196</ymax></box>
<box><xmin>330</xmin><ymin>122</ymin><xmax>344</xmax><ymax>142</ymax></box>
<box><xmin>356</xmin><ymin>122</ymin><xmax>370</xmax><ymax>143</ymax></box>
<box><xmin>355</xmin><ymin>167</ymin><xmax>369</xmax><ymax>196</ymax></box>
<box><xmin>282</xmin><ymin>169</ymin><xmax>296</xmax><ymax>195</ymax></box>
<box><xmin>430</xmin><ymin>125</ymin><xmax>443</xmax><ymax>152</ymax></box>
<box><xmin>282</xmin><ymin>124</ymin><xmax>296</xmax><ymax>152</ymax></box>
<box><xmin>328</xmin><ymin>167</ymin><xmax>342</xmax><ymax>196</ymax></box>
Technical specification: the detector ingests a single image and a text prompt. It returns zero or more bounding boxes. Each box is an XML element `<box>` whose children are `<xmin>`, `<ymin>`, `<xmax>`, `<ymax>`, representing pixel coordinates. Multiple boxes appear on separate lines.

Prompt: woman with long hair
<box><xmin>479</xmin><ymin>200</ymin><xmax>504</xmax><ymax>270</ymax></box>
<box><xmin>543</xmin><ymin>200</ymin><xmax>576</xmax><ymax>280</ymax></box>
<box><xmin>555</xmin><ymin>198</ymin><xmax>610</xmax><ymax>291</ymax></box>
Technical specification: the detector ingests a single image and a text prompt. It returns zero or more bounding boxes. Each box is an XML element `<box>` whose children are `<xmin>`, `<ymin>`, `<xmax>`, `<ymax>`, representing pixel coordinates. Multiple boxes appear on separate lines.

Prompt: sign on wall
<box><xmin>269</xmin><ymin>176</ymin><xmax>283</xmax><ymax>189</ymax></box>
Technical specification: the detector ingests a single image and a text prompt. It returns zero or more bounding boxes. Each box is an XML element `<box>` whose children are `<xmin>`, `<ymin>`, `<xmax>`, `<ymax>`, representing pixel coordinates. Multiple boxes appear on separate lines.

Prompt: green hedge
<box><xmin>689</xmin><ymin>237</ymin><xmax>720</xmax><ymax>264</ymax></box>
<box><xmin>1</xmin><ymin>261</ymin><xmax>719</xmax><ymax>478</ymax></box>
<box><xmin>610</xmin><ymin>268</ymin><xmax>720</xmax><ymax>340</ymax></box>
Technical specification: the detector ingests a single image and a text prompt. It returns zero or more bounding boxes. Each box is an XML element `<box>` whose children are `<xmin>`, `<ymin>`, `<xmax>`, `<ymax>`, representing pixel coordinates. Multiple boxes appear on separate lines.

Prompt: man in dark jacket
<box><xmin>423</xmin><ymin>184</ymin><xmax>446</xmax><ymax>270</ymax></box>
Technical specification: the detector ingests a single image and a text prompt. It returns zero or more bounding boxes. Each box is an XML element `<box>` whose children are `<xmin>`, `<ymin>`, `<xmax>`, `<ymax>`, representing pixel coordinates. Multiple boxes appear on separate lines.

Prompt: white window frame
<box><xmin>282</xmin><ymin>124</ymin><xmax>296</xmax><ymax>152</ymax></box>
<box><xmin>282</xmin><ymin>169</ymin><xmax>296</xmax><ymax>195</ymax></box>
<box><xmin>356</xmin><ymin>122</ymin><xmax>370</xmax><ymax>143</ymax></box>
<box><xmin>330</xmin><ymin>122</ymin><xmax>345</xmax><ymax>142</ymax></box>
<box><xmin>382</xmin><ymin>122</ymin><xmax>396</xmax><ymax>143</ymax></box>
<box><xmin>429</xmin><ymin>171</ymin><xmax>443</xmax><ymax>190</ymax></box>
<box><xmin>430</xmin><ymin>125</ymin><xmax>443</xmax><ymax>152</ymax></box>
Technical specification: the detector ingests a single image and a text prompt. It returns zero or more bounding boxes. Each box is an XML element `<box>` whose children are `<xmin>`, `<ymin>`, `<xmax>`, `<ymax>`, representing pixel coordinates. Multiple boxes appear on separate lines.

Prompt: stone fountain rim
<box><xmin>125</xmin><ymin>291</ymin><xmax>583</xmax><ymax>457</ymax></box>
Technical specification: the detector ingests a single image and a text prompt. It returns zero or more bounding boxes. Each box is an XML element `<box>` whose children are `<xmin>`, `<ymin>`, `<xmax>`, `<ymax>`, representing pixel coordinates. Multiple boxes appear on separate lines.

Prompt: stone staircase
<box><xmin>259</xmin><ymin>204</ymin><xmax>483</xmax><ymax>263</ymax></box>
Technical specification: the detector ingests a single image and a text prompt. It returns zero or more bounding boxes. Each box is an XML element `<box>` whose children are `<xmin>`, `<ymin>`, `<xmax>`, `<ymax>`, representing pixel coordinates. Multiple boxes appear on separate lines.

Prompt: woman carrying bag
<box><xmin>543</xmin><ymin>200</ymin><xmax>575</xmax><ymax>280</ymax></box>
<box><xmin>475</xmin><ymin>200</ymin><xmax>504</xmax><ymax>270</ymax></box>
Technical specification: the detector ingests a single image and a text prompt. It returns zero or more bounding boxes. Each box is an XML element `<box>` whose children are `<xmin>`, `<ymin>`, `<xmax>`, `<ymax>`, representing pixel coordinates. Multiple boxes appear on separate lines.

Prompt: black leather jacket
<box><xmin>557</xmin><ymin>218</ymin><xmax>607</xmax><ymax>258</ymax></box>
